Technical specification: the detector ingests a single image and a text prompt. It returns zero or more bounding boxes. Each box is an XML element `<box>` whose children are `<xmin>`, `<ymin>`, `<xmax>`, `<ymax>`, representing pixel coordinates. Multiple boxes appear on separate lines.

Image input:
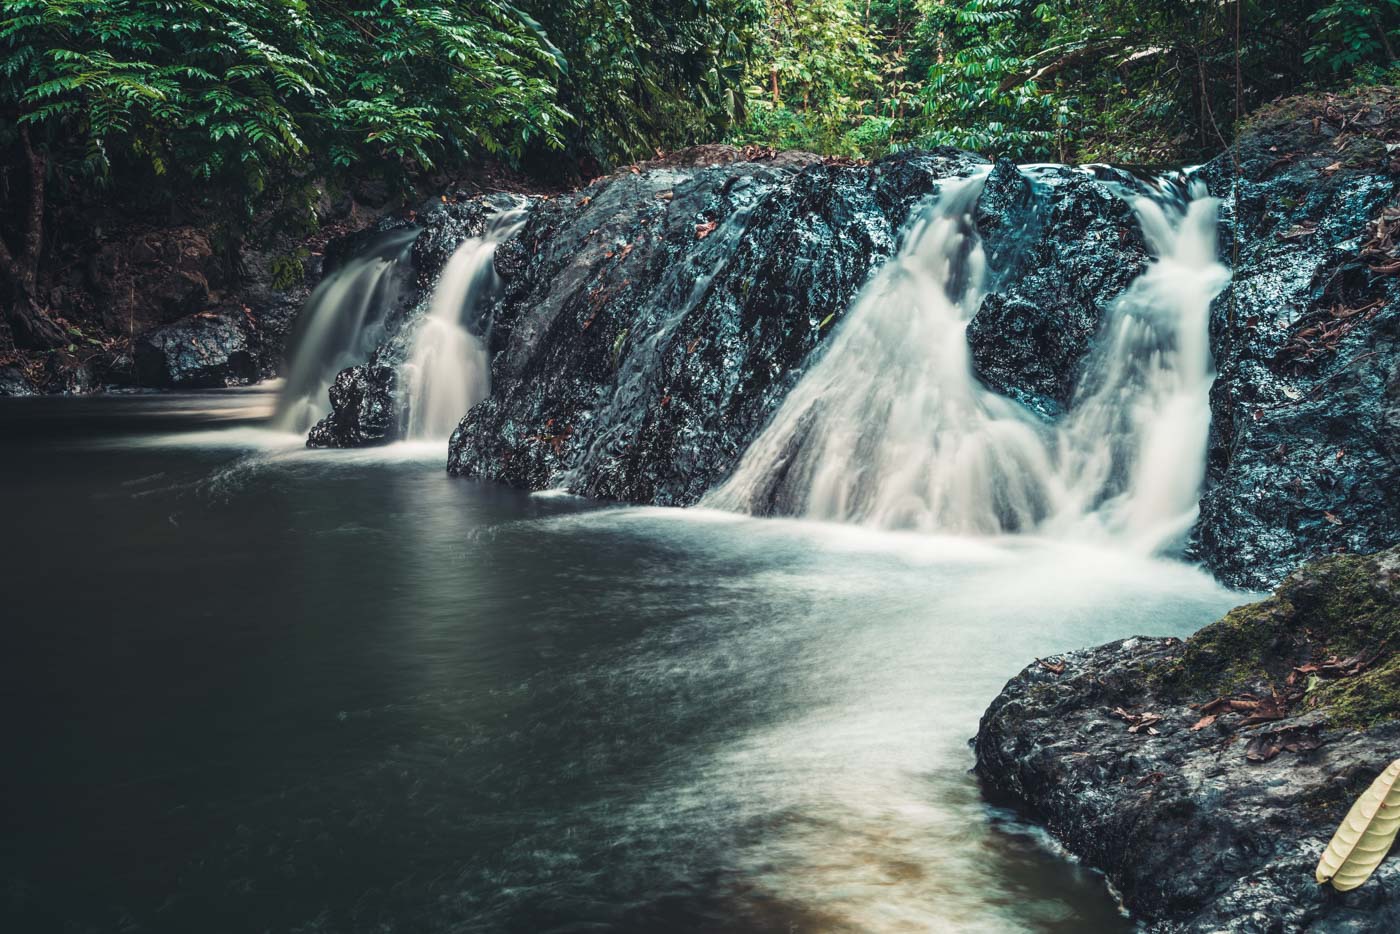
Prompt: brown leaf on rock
<box><xmin>1111</xmin><ymin>707</ymin><xmax>1164</xmax><ymax>734</ymax></box>
<box><xmin>695</xmin><ymin>220</ymin><xmax>718</xmax><ymax>239</ymax></box>
<box><xmin>1245</xmin><ymin>727</ymin><xmax>1323</xmax><ymax>763</ymax></box>
<box><xmin>1036</xmin><ymin>658</ymin><xmax>1066</xmax><ymax>675</ymax></box>
<box><xmin>1191</xmin><ymin>714</ymin><xmax>1218</xmax><ymax>732</ymax></box>
<box><xmin>1196</xmin><ymin>696</ymin><xmax>1229</xmax><ymax>716</ymax></box>
<box><xmin>1238</xmin><ymin>693</ymin><xmax>1288</xmax><ymax>727</ymax></box>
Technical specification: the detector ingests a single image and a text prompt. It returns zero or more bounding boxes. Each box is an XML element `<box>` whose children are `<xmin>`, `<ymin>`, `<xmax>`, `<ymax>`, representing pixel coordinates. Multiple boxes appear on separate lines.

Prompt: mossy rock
<box><xmin>1153</xmin><ymin>546</ymin><xmax>1400</xmax><ymax>728</ymax></box>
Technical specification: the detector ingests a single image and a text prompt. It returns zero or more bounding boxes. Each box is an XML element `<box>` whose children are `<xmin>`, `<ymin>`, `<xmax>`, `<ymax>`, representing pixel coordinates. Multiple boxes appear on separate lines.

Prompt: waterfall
<box><xmin>1049</xmin><ymin>180</ymin><xmax>1230</xmax><ymax>551</ymax></box>
<box><xmin>707</xmin><ymin>169</ymin><xmax>1229</xmax><ymax>555</ymax></box>
<box><xmin>402</xmin><ymin>211</ymin><xmax>526</xmax><ymax>440</ymax></box>
<box><xmin>705</xmin><ymin>173</ymin><xmax>1058</xmax><ymax>534</ymax></box>
<box><xmin>273</xmin><ymin>229</ymin><xmax>417</xmax><ymax>433</ymax></box>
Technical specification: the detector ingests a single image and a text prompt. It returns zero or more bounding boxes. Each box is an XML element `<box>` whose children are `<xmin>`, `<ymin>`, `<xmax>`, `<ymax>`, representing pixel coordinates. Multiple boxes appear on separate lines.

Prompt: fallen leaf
<box><xmin>1191</xmin><ymin>714</ymin><xmax>1218</xmax><ymax>731</ymax></box>
<box><xmin>1316</xmin><ymin>758</ymin><xmax>1400</xmax><ymax>890</ymax></box>
<box><xmin>695</xmin><ymin>220</ymin><xmax>718</xmax><ymax>239</ymax></box>
<box><xmin>1037</xmin><ymin>658</ymin><xmax>1066</xmax><ymax>676</ymax></box>
<box><xmin>1245</xmin><ymin>726</ymin><xmax>1322</xmax><ymax>763</ymax></box>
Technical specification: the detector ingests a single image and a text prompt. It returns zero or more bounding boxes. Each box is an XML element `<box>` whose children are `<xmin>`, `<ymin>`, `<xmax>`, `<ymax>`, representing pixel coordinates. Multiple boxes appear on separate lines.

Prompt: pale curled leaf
<box><xmin>1316</xmin><ymin>758</ymin><xmax>1400</xmax><ymax>891</ymax></box>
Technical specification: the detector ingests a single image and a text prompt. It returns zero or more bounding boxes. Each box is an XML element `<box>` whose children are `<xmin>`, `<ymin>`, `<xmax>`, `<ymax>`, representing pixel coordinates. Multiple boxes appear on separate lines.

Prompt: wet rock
<box><xmin>448</xmin><ymin>148</ymin><xmax>988</xmax><ymax>503</ymax></box>
<box><xmin>133</xmin><ymin>311</ymin><xmax>256</xmax><ymax>388</ymax></box>
<box><xmin>410</xmin><ymin>200</ymin><xmax>489</xmax><ymax>286</ymax></box>
<box><xmin>0</xmin><ymin>364</ymin><xmax>37</xmax><ymax>395</ymax></box>
<box><xmin>976</xmin><ymin>546</ymin><xmax>1400</xmax><ymax>933</ymax></box>
<box><xmin>967</xmin><ymin>161</ymin><xmax>1150</xmax><ymax>418</ymax></box>
<box><xmin>306</xmin><ymin>364</ymin><xmax>403</xmax><ymax>448</ymax></box>
<box><xmin>1192</xmin><ymin>94</ymin><xmax>1400</xmax><ymax>589</ymax></box>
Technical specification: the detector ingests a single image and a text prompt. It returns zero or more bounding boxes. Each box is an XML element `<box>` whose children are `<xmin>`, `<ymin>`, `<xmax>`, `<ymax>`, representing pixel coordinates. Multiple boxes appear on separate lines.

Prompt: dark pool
<box><xmin>0</xmin><ymin>388</ymin><xmax>1241</xmax><ymax>932</ymax></box>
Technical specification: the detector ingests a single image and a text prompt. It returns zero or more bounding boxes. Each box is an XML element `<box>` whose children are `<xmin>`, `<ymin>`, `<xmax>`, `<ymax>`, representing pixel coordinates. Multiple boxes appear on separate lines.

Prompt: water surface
<box><xmin>0</xmin><ymin>389</ymin><xmax>1241</xmax><ymax>932</ymax></box>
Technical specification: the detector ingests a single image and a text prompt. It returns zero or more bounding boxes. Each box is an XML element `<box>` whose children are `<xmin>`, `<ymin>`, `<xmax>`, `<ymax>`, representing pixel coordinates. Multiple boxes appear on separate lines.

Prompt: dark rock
<box><xmin>977</xmin><ymin>546</ymin><xmax>1400</xmax><ymax>933</ymax></box>
<box><xmin>133</xmin><ymin>311</ymin><xmax>256</xmax><ymax>388</ymax></box>
<box><xmin>1192</xmin><ymin>96</ymin><xmax>1400</xmax><ymax>589</ymax></box>
<box><xmin>306</xmin><ymin>364</ymin><xmax>403</xmax><ymax>448</ymax></box>
<box><xmin>41</xmin><ymin>352</ymin><xmax>97</xmax><ymax>394</ymax></box>
<box><xmin>967</xmin><ymin>163</ymin><xmax>1150</xmax><ymax>418</ymax></box>
<box><xmin>448</xmin><ymin>149</ymin><xmax>989</xmax><ymax>503</ymax></box>
<box><xmin>410</xmin><ymin>200</ymin><xmax>489</xmax><ymax>285</ymax></box>
<box><xmin>0</xmin><ymin>364</ymin><xmax>37</xmax><ymax>395</ymax></box>
<box><xmin>87</xmin><ymin>226</ymin><xmax>219</xmax><ymax>334</ymax></box>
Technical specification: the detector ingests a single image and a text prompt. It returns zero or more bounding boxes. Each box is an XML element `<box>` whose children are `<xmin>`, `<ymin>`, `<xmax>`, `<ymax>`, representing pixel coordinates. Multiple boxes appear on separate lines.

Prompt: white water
<box><xmin>403</xmin><ymin>212</ymin><xmax>526</xmax><ymax>440</ymax></box>
<box><xmin>708</xmin><ymin>169</ymin><xmax>1229</xmax><ymax>555</ymax></box>
<box><xmin>707</xmin><ymin>173</ymin><xmax>1058</xmax><ymax>534</ymax></box>
<box><xmin>1049</xmin><ymin>182</ymin><xmax>1229</xmax><ymax>551</ymax></box>
<box><xmin>273</xmin><ymin>230</ymin><xmax>416</xmax><ymax>433</ymax></box>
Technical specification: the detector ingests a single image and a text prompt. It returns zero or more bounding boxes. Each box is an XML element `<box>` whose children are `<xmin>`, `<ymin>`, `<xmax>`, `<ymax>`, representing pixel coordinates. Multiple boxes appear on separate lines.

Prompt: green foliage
<box><xmin>734</xmin><ymin>0</ymin><xmax>1400</xmax><ymax>163</ymax></box>
<box><xmin>732</xmin><ymin>0</ymin><xmax>888</xmax><ymax>155</ymax></box>
<box><xmin>269</xmin><ymin>247</ymin><xmax>308</xmax><ymax>289</ymax></box>
<box><xmin>1305</xmin><ymin>0</ymin><xmax>1400</xmax><ymax>71</ymax></box>
<box><xmin>521</xmin><ymin>0</ymin><xmax>764</xmax><ymax>169</ymax></box>
<box><xmin>1</xmin><ymin>0</ymin><xmax>569</xmax><ymax>200</ymax></box>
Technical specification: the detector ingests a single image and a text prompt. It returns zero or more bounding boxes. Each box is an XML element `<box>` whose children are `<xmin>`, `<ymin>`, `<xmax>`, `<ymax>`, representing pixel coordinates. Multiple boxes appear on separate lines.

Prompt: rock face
<box><xmin>1192</xmin><ymin>91</ymin><xmax>1400</xmax><ymax>589</ymax></box>
<box><xmin>976</xmin><ymin>546</ymin><xmax>1400</xmax><ymax>932</ymax></box>
<box><xmin>445</xmin><ymin>147</ymin><xmax>1151</xmax><ymax>502</ymax></box>
<box><xmin>967</xmin><ymin>162</ymin><xmax>1150</xmax><ymax>418</ymax></box>
<box><xmin>133</xmin><ymin>310</ymin><xmax>257</xmax><ymax>388</ymax></box>
<box><xmin>306</xmin><ymin>364</ymin><xmax>403</xmax><ymax>448</ymax></box>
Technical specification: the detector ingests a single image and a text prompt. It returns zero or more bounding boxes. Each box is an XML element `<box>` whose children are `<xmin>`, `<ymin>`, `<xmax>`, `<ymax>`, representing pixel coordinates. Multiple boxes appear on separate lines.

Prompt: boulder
<box><xmin>306</xmin><ymin>364</ymin><xmax>403</xmax><ymax>448</ymax></box>
<box><xmin>0</xmin><ymin>364</ymin><xmax>36</xmax><ymax>396</ymax></box>
<box><xmin>133</xmin><ymin>310</ymin><xmax>256</xmax><ymax>388</ymax></box>
<box><xmin>968</xmin><ymin>161</ymin><xmax>1151</xmax><ymax>418</ymax></box>
<box><xmin>976</xmin><ymin>546</ymin><xmax>1400</xmax><ymax>932</ymax></box>
<box><xmin>447</xmin><ymin>148</ymin><xmax>990</xmax><ymax>503</ymax></box>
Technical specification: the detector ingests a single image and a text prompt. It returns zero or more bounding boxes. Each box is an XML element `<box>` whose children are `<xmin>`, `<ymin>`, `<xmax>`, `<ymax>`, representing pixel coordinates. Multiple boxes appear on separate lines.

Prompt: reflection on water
<box><xmin>0</xmin><ymin>389</ymin><xmax>1241</xmax><ymax>932</ymax></box>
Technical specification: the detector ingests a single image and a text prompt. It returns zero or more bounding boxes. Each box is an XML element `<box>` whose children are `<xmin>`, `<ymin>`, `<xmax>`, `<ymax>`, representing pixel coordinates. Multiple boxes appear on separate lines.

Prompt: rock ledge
<box><xmin>976</xmin><ymin>546</ymin><xmax>1400</xmax><ymax>932</ymax></box>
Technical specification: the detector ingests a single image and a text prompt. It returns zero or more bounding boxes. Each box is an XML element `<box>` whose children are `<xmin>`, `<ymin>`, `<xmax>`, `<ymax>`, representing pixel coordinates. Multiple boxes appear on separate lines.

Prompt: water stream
<box><xmin>273</xmin><ymin>229</ymin><xmax>417</xmax><ymax>433</ymax></box>
<box><xmin>708</xmin><ymin>169</ymin><xmax>1229</xmax><ymax>557</ymax></box>
<box><xmin>404</xmin><ymin>211</ymin><xmax>527</xmax><ymax>440</ymax></box>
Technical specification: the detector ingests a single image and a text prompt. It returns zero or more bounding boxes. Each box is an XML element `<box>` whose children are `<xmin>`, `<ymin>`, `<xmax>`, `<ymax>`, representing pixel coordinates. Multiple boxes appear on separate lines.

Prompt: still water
<box><xmin>1</xmin><ymin>388</ymin><xmax>1240</xmax><ymax>933</ymax></box>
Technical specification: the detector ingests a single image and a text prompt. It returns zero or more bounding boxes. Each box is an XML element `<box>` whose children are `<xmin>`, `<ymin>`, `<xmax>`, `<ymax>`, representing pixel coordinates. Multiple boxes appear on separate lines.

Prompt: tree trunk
<box><xmin>0</xmin><ymin>125</ymin><xmax>64</xmax><ymax>349</ymax></box>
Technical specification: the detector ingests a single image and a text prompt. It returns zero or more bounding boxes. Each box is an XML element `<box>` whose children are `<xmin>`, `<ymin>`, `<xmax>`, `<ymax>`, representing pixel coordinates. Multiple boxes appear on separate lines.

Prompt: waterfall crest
<box><xmin>707</xmin><ymin>169</ymin><xmax>1230</xmax><ymax>555</ymax></box>
<box><xmin>273</xmin><ymin>229</ymin><xmax>417</xmax><ymax>433</ymax></box>
<box><xmin>403</xmin><ymin>211</ymin><xmax>526</xmax><ymax>440</ymax></box>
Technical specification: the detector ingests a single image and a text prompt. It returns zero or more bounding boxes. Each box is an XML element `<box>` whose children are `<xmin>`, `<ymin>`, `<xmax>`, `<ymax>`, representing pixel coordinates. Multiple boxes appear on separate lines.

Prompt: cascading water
<box><xmin>1049</xmin><ymin>180</ymin><xmax>1230</xmax><ymax>551</ymax></box>
<box><xmin>402</xmin><ymin>210</ymin><xmax>526</xmax><ymax>440</ymax></box>
<box><xmin>707</xmin><ymin>168</ymin><xmax>1230</xmax><ymax>555</ymax></box>
<box><xmin>273</xmin><ymin>229</ymin><xmax>417</xmax><ymax>433</ymax></box>
<box><xmin>705</xmin><ymin>173</ymin><xmax>1058</xmax><ymax>534</ymax></box>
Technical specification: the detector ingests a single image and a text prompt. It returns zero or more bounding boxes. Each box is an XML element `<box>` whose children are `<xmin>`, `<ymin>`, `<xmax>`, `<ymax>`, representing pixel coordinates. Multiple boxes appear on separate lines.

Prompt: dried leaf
<box><xmin>1191</xmin><ymin>714</ymin><xmax>1218</xmax><ymax>732</ymax></box>
<box><xmin>695</xmin><ymin>220</ymin><xmax>718</xmax><ymax>239</ymax></box>
<box><xmin>1037</xmin><ymin>658</ymin><xmax>1067</xmax><ymax>676</ymax></box>
<box><xmin>1244</xmin><ymin>726</ymin><xmax>1321</xmax><ymax>763</ymax></box>
<box><xmin>1316</xmin><ymin>758</ymin><xmax>1400</xmax><ymax>891</ymax></box>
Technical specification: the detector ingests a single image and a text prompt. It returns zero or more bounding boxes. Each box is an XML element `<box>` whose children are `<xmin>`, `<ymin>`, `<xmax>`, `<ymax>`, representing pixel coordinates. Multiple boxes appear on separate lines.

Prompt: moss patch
<box><xmin>1152</xmin><ymin>548</ymin><xmax>1400</xmax><ymax>729</ymax></box>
